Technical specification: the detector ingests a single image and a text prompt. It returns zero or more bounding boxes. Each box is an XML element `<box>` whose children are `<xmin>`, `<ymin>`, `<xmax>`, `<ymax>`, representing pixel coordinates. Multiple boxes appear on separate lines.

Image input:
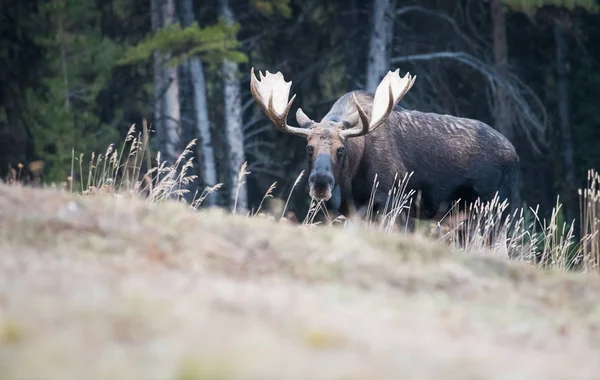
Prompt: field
<box><xmin>2</xmin><ymin>181</ymin><xmax>600</xmax><ymax>380</ymax></box>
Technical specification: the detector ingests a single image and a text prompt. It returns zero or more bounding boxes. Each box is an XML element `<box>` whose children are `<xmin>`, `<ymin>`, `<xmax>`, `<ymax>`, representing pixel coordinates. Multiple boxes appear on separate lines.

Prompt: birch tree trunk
<box><xmin>179</xmin><ymin>0</ymin><xmax>218</xmax><ymax>206</ymax></box>
<box><xmin>490</xmin><ymin>0</ymin><xmax>513</xmax><ymax>141</ymax></box>
<box><xmin>554</xmin><ymin>22</ymin><xmax>577</xmax><ymax>224</ymax></box>
<box><xmin>220</xmin><ymin>0</ymin><xmax>248</xmax><ymax>214</ymax></box>
<box><xmin>160</xmin><ymin>0</ymin><xmax>182</xmax><ymax>166</ymax></box>
<box><xmin>365</xmin><ymin>0</ymin><xmax>395</xmax><ymax>92</ymax></box>
<box><xmin>151</xmin><ymin>0</ymin><xmax>164</xmax><ymax>148</ymax></box>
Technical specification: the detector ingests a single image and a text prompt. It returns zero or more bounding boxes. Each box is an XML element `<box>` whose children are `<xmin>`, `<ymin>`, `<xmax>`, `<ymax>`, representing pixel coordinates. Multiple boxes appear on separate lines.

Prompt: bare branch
<box><xmin>245</xmin><ymin>164</ymin><xmax>287</xmax><ymax>180</ymax></box>
<box><xmin>465</xmin><ymin>0</ymin><xmax>492</xmax><ymax>48</ymax></box>
<box><xmin>390</xmin><ymin>51</ymin><xmax>548</xmax><ymax>155</ymax></box>
<box><xmin>244</xmin><ymin>140</ymin><xmax>277</xmax><ymax>151</ymax></box>
<box><xmin>395</xmin><ymin>5</ymin><xmax>475</xmax><ymax>49</ymax></box>
<box><xmin>244</xmin><ymin>124</ymin><xmax>273</xmax><ymax>140</ymax></box>
<box><xmin>242</xmin><ymin>116</ymin><xmax>265</xmax><ymax>132</ymax></box>
<box><xmin>242</xmin><ymin>94</ymin><xmax>257</xmax><ymax>112</ymax></box>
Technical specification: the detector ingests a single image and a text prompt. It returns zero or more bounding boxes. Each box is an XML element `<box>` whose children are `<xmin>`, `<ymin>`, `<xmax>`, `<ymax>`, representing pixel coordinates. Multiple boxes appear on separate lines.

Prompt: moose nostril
<box><xmin>310</xmin><ymin>173</ymin><xmax>334</xmax><ymax>190</ymax></box>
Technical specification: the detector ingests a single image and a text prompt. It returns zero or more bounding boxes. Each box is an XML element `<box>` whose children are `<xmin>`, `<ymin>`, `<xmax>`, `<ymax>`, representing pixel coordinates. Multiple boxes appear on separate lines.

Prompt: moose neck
<box><xmin>339</xmin><ymin>136</ymin><xmax>365</xmax><ymax>189</ymax></box>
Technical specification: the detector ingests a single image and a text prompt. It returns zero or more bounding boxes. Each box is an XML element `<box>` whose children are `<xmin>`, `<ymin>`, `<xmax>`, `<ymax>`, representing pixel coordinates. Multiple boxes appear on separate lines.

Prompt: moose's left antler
<box><xmin>342</xmin><ymin>69</ymin><xmax>416</xmax><ymax>139</ymax></box>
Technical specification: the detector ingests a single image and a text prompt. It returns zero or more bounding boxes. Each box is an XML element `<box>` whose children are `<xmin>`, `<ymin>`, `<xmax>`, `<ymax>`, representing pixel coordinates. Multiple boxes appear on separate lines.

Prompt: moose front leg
<box><xmin>326</xmin><ymin>184</ymin><xmax>342</xmax><ymax>211</ymax></box>
<box><xmin>337</xmin><ymin>200</ymin><xmax>374</xmax><ymax>229</ymax></box>
<box><xmin>320</xmin><ymin>186</ymin><xmax>363</xmax><ymax>225</ymax></box>
<box><xmin>322</xmin><ymin>185</ymin><xmax>346</xmax><ymax>223</ymax></box>
<box><xmin>336</xmin><ymin>184</ymin><xmax>373</xmax><ymax>225</ymax></box>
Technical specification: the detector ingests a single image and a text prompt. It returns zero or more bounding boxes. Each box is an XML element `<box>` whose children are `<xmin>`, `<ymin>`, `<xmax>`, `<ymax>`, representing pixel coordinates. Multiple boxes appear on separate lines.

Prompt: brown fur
<box><xmin>306</xmin><ymin>125</ymin><xmax>346</xmax><ymax>164</ymax></box>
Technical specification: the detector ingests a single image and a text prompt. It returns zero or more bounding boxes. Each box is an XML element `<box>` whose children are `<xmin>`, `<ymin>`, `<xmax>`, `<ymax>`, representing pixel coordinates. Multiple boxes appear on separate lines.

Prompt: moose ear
<box><xmin>295</xmin><ymin>108</ymin><xmax>314</xmax><ymax>128</ymax></box>
<box><xmin>343</xmin><ymin>111</ymin><xmax>361</xmax><ymax>129</ymax></box>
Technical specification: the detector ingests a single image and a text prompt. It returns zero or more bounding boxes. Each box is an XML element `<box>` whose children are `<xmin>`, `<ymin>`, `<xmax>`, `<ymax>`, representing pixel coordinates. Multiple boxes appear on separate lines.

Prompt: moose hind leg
<box><xmin>495</xmin><ymin>166</ymin><xmax>521</xmax><ymax>257</ymax></box>
<box><xmin>446</xmin><ymin>185</ymin><xmax>480</xmax><ymax>248</ymax></box>
<box><xmin>467</xmin><ymin>168</ymin><xmax>519</xmax><ymax>250</ymax></box>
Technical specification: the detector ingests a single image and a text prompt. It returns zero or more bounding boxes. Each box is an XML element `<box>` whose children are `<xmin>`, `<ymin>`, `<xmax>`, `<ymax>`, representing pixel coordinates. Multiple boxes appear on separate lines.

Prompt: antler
<box><xmin>341</xmin><ymin>69</ymin><xmax>416</xmax><ymax>139</ymax></box>
<box><xmin>249</xmin><ymin>67</ymin><xmax>310</xmax><ymax>137</ymax></box>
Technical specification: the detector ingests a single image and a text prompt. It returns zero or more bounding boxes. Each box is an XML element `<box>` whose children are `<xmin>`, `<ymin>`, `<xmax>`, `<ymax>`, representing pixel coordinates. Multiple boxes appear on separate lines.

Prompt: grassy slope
<box><xmin>1</xmin><ymin>184</ymin><xmax>600</xmax><ymax>380</ymax></box>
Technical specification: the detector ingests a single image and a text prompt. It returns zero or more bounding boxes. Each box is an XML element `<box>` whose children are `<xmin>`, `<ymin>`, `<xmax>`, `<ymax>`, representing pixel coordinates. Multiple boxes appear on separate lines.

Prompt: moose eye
<box><xmin>336</xmin><ymin>147</ymin><xmax>345</xmax><ymax>158</ymax></box>
<box><xmin>306</xmin><ymin>145</ymin><xmax>314</xmax><ymax>156</ymax></box>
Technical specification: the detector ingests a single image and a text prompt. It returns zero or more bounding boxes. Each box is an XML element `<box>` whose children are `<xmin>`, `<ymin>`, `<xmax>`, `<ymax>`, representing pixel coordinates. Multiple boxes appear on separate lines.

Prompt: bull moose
<box><xmin>249</xmin><ymin>67</ymin><xmax>520</xmax><ymax>233</ymax></box>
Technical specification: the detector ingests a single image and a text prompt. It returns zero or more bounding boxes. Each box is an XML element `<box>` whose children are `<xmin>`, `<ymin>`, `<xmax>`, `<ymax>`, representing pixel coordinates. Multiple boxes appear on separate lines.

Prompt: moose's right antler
<box><xmin>249</xmin><ymin>68</ymin><xmax>310</xmax><ymax>137</ymax></box>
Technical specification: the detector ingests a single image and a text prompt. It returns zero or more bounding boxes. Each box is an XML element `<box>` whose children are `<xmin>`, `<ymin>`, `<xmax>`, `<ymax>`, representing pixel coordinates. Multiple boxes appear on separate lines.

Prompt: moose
<box><xmin>249</xmin><ymin>67</ymin><xmax>520</xmax><ymax>234</ymax></box>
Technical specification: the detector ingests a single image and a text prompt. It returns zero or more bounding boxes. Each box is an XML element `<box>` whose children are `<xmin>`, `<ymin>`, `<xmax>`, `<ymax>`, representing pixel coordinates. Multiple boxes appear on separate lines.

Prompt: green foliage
<box><xmin>118</xmin><ymin>19</ymin><xmax>247</xmax><ymax>69</ymax></box>
<box><xmin>18</xmin><ymin>0</ymin><xmax>123</xmax><ymax>182</ymax></box>
<box><xmin>23</xmin><ymin>83</ymin><xmax>118</xmax><ymax>182</ymax></box>
<box><xmin>502</xmin><ymin>0</ymin><xmax>599</xmax><ymax>14</ymax></box>
<box><xmin>111</xmin><ymin>0</ymin><xmax>134</xmax><ymax>20</ymax></box>
<box><xmin>251</xmin><ymin>0</ymin><xmax>292</xmax><ymax>18</ymax></box>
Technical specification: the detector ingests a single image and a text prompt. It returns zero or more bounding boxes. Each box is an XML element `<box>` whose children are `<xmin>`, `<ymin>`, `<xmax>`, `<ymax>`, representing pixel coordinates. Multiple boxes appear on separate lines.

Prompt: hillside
<box><xmin>1</xmin><ymin>183</ymin><xmax>600</xmax><ymax>380</ymax></box>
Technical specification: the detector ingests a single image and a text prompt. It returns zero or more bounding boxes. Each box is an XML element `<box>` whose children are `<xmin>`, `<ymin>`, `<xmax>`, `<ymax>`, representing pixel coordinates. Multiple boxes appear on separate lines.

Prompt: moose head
<box><xmin>249</xmin><ymin>67</ymin><xmax>416</xmax><ymax>202</ymax></box>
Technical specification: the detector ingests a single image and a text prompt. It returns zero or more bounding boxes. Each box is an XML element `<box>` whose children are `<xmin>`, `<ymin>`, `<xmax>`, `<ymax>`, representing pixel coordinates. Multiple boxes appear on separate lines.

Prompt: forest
<box><xmin>2</xmin><ymin>0</ymin><xmax>600</xmax><ymax>236</ymax></box>
<box><xmin>5</xmin><ymin>2</ymin><xmax>600</xmax><ymax>376</ymax></box>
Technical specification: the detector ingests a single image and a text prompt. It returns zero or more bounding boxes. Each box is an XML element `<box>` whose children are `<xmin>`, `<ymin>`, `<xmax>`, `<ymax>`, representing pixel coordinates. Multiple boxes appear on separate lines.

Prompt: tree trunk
<box><xmin>160</xmin><ymin>0</ymin><xmax>182</xmax><ymax>166</ymax></box>
<box><xmin>220</xmin><ymin>0</ymin><xmax>248</xmax><ymax>214</ymax></box>
<box><xmin>57</xmin><ymin>4</ymin><xmax>70</xmax><ymax>110</ymax></box>
<box><xmin>365</xmin><ymin>0</ymin><xmax>395</xmax><ymax>92</ymax></box>
<box><xmin>179</xmin><ymin>0</ymin><xmax>218</xmax><ymax>206</ymax></box>
<box><xmin>554</xmin><ymin>22</ymin><xmax>577</xmax><ymax>225</ymax></box>
<box><xmin>151</xmin><ymin>0</ymin><xmax>165</xmax><ymax>154</ymax></box>
<box><xmin>343</xmin><ymin>0</ymin><xmax>358</xmax><ymax>89</ymax></box>
<box><xmin>490</xmin><ymin>0</ymin><xmax>513</xmax><ymax>141</ymax></box>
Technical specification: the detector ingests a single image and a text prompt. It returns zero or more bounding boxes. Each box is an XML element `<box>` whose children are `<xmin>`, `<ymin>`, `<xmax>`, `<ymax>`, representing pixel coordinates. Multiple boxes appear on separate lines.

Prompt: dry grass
<box><xmin>317</xmin><ymin>168</ymin><xmax>600</xmax><ymax>272</ymax></box>
<box><xmin>4</xmin><ymin>123</ymin><xmax>600</xmax><ymax>271</ymax></box>
<box><xmin>2</xmin><ymin>183</ymin><xmax>600</xmax><ymax>380</ymax></box>
<box><xmin>2</xmin><ymin>126</ymin><xmax>600</xmax><ymax>378</ymax></box>
<box><xmin>27</xmin><ymin>124</ymin><xmax>597</xmax><ymax>274</ymax></box>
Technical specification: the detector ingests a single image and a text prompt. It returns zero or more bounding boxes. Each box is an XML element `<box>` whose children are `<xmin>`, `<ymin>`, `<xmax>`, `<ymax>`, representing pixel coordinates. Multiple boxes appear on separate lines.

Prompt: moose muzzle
<box><xmin>308</xmin><ymin>154</ymin><xmax>335</xmax><ymax>201</ymax></box>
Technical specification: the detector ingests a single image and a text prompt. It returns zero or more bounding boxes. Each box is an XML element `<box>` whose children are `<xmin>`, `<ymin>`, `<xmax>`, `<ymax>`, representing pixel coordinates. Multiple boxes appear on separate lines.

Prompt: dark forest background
<box><xmin>1</xmin><ymin>0</ymin><xmax>599</xmax><ymax>227</ymax></box>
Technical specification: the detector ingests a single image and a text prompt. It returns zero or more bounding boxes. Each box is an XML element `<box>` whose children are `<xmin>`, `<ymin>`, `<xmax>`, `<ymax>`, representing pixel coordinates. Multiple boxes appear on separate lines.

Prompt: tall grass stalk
<box><xmin>46</xmin><ymin>129</ymin><xmax>600</xmax><ymax>273</ymax></box>
<box><xmin>282</xmin><ymin>170</ymin><xmax>305</xmax><ymax>220</ymax></box>
<box><xmin>580</xmin><ymin>169</ymin><xmax>600</xmax><ymax>271</ymax></box>
<box><xmin>232</xmin><ymin>162</ymin><xmax>249</xmax><ymax>215</ymax></box>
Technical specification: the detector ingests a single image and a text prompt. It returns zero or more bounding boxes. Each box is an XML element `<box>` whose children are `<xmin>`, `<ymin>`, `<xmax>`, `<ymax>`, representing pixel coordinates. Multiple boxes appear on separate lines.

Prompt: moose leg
<box><xmin>331</xmin><ymin>186</ymin><xmax>365</xmax><ymax>225</ymax></box>
<box><xmin>337</xmin><ymin>183</ymin><xmax>377</xmax><ymax>226</ymax></box>
<box><xmin>338</xmin><ymin>194</ymin><xmax>361</xmax><ymax>222</ymax></box>
<box><xmin>344</xmin><ymin>202</ymin><xmax>379</xmax><ymax>227</ymax></box>
<box><xmin>327</xmin><ymin>184</ymin><xmax>342</xmax><ymax>211</ymax></box>
<box><xmin>488</xmin><ymin>166</ymin><xmax>521</xmax><ymax>256</ymax></box>
<box><xmin>318</xmin><ymin>185</ymin><xmax>349</xmax><ymax>224</ymax></box>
